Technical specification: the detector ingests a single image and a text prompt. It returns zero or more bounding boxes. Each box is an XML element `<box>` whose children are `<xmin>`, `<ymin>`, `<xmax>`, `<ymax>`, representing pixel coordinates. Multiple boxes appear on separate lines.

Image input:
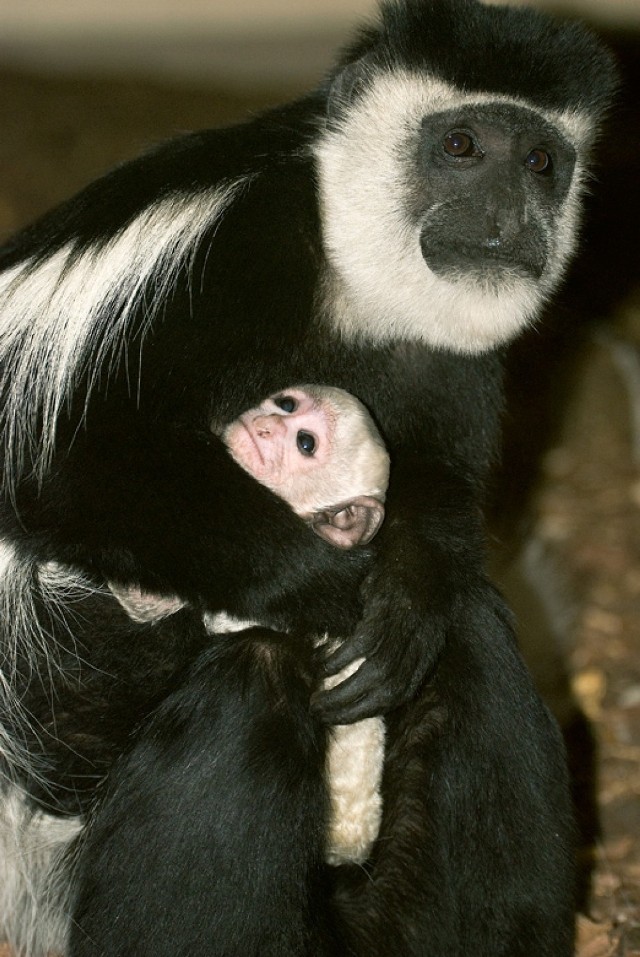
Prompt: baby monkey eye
<box><xmin>274</xmin><ymin>395</ymin><xmax>297</xmax><ymax>413</ymax></box>
<box><xmin>443</xmin><ymin>130</ymin><xmax>476</xmax><ymax>157</ymax></box>
<box><xmin>525</xmin><ymin>148</ymin><xmax>551</xmax><ymax>173</ymax></box>
<box><xmin>296</xmin><ymin>431</ymin><xmax>316</xmax><ymax>456</ymax></box>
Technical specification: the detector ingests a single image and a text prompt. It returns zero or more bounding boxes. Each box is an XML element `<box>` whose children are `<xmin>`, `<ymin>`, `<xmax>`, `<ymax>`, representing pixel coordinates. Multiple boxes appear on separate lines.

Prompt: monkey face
<box><xmin>316</xmin><ymin>72</ymin><xmax>592</xmax><ymax>354</ymax></box>
<box><xmin>222</xmin><ymin>388</ymin><xmax>334</xmax><ymax>506</ymax></box>
<box><xmin>413</xmin><ymin>103</ymin><xmax>576</xmax><ymax>287</ymax></box>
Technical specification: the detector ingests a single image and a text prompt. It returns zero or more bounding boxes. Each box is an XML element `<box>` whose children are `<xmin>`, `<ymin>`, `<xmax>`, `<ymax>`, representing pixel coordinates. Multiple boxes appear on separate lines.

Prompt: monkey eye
<box><xmin>274</xmin><ymin>395</ymin><xmax>297</xmax><ymax>413</ymax></box>
<box><xmin>296</xmin><ymin>431</ymin><xmax>316</xmax><ymax>456</ymax></box>
<box><xmin>443</xmin><ymin>130</ymin><xmax>477</xmax><ymax>158</ymax></box>
<box><xmin>525</xmin><ymin>149</ymin><xmax>551</xmax><ymax>174</ymax></box>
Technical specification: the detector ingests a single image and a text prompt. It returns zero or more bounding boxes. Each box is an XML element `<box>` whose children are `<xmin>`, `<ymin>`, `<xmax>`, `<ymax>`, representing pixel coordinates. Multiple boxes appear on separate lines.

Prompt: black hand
<box><xmin>311</xmin><ymin>558</ymin><xmax>445</xmax><ymax>723</ymax></box>
<box><xmin>311</xmin><ymin>467</ymin><xmax>486</xmax><ymax>725</ymax></box>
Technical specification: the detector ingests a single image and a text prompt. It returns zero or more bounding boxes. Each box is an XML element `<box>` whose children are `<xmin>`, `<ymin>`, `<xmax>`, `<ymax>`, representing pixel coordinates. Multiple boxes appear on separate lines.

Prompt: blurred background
<box><xmin>0</xmin><ymin>1</ymin><xmax>638</xmax><ymax>954</ymax></box>
<box><xmin>0</xmin><ymin>0</ymin><xmax>638</xmax><ymax>90</ymax></box>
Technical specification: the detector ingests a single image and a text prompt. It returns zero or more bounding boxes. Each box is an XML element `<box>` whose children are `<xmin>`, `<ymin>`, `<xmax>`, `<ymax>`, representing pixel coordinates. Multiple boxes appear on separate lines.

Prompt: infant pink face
<box><xmin>223</xmin><ymin>389</ymin><xmax>333</xmax><ymax>494</ymax></box>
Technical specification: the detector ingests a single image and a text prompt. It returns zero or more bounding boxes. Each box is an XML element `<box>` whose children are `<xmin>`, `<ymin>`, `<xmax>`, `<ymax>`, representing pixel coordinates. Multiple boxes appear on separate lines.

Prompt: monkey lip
<box><xmin>421</xmin><ymin>233</ymin><xmax>547</xmax><ymax>282</ymax></box>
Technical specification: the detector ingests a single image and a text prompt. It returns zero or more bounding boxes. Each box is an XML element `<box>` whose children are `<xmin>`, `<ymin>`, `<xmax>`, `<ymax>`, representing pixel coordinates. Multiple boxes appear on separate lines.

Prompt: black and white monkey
<box><xmin>110</xmin><ymin>383</ymin><xmax>390</xmax><ymax>868</ymax></box>
<box><xmin>0</xmin><ymin>0</ymin><xmax>617</xmax><ymax>953</ymax></box>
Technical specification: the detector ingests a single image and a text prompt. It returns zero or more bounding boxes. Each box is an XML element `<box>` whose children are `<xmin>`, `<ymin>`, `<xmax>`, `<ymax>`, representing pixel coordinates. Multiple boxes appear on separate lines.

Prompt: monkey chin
<box><xmin>321</xmin><ymin>245</ymin><xmax>550</xmax><ymax>355</ymax></box>
<box><xmin>424</xmin><ymin>266</ymin><xmax>550</xmax><ymax>353</ymax></box>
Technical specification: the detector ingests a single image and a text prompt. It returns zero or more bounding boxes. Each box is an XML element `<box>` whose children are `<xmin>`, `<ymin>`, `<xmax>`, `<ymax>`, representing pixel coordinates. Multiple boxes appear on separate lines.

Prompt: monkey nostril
<box><xmin>482</xmin><ymin>213</ymin><xmax>503</xmax><ymax>246</ymax></box>
<box><xmin>254</xmin><ymin>414</ymin><xmax>285</xmax><ymax>439</ymax></box>
<box><xmin>253</xmin><ymin>416</ymin><xmax>271</xmax><ymax>437</ymax></box>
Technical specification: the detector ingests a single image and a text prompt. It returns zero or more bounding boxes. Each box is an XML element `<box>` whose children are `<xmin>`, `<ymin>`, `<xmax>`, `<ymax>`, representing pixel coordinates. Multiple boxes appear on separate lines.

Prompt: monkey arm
<box><xmin>6</xmin><ymin>420</ymin><xmax>370</xmax><ymax>634</ymax></box>
<box><xmin>311</xmin><ymin>349</ymin><xmax>502</xmax><ymax>724</ymax></box>
<box><xmin>312</xmin><ymin>459</ymin><xmax>489</xmax><ymax>722</ymax></box>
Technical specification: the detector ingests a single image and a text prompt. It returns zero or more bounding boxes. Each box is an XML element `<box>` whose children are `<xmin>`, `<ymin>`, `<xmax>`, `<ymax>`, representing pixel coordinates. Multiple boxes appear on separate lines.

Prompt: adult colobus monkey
<box><xmin>0</xmin><ymin>0</ymin><xmax>616</xmax><ymax>953</ymax></box>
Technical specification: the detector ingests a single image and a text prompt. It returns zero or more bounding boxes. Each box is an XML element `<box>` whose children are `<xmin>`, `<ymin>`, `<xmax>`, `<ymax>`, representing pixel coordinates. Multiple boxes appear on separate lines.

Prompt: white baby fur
<box><xmin>0</xmin><ymin>180</ymin><xmax>248</xmax><ymax>494</ymax></box>
<box><xmin>315</xmin><ymin>69</ymin><xmax>596</xmax><ymax>353</ymax></box>
<box><xmin>325</xmin><ymin>718</ymin><xmax>385</xmax><ymax>866</ymax></box>
<box><xmin>322</xmin><ymin>656</ymin><xmax>385</xmax><ymax>866</ymax></box>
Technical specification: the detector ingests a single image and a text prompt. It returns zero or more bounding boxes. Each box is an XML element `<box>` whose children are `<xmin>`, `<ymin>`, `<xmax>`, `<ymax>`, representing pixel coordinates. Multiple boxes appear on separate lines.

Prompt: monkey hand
<box><xmin>311</xmin><ymin>555</ymin><xmax>452</xmax><ymax>724</ymax></box>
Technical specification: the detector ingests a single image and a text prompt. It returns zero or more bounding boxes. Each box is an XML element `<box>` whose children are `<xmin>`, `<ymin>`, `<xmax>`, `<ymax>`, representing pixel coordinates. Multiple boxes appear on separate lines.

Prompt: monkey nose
<box><xmin>253</xmin><ymin>414</ymin><xmax>286</xmax><ymax>439</ymax></box>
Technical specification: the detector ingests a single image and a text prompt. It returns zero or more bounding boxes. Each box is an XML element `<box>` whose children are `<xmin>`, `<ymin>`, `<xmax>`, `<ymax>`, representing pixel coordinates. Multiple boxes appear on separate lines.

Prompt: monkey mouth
<box><xmin>420</xmin><ymin>231</ymin><xmax>547</xmax><ymax>283</ymax></box>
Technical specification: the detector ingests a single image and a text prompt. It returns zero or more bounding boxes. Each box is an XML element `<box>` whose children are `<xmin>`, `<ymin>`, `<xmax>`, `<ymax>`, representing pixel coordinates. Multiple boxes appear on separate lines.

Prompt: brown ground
<box><xmin>525</xmin><ymin>325</ymin><xmax>640</xmax><ymax>956</ymax></box>
<box><xmin>0</xmin><ymin>41</ymin><xmax>638</xmax><ymax>955</ymax></box>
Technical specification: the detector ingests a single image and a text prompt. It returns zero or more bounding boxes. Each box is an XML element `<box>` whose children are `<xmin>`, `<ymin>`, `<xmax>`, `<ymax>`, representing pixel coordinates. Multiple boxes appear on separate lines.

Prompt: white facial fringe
<box><xmin>315</xmin><ymin>70</ymin><xmax>595</xmax><ymax>353</ymax></box>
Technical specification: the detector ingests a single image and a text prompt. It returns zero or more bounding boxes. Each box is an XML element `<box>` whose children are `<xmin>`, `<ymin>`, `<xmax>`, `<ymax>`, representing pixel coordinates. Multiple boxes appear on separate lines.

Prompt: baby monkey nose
<box><xmin>253</xmin><ymin>414</ymin><xmax>287</xmax><ymax>439</ymax></box>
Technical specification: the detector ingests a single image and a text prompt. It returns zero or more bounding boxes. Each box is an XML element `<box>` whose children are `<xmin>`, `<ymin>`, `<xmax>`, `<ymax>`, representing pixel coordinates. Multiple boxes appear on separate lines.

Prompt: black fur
<box><xmin>4</xmin><ymin>584</ymin><xmax>209</xmax><ymax>819</ymax></box>
<box><xmin>69</xmin><ymin>629</ymin><xmax>338</xmax><ymax>957</ymax></box>
<box><xmin>68</xmin><ymin>597</ymin><xmax>575</xmax><ymax>957</ymax></box>
<box><xmin>377</xmin><ymin>0</ymin><xmax>615</xmax><ymax>114</ymax></box>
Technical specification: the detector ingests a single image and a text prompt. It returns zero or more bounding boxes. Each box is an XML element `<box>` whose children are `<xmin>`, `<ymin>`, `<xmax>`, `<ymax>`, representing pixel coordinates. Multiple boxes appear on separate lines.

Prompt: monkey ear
<box><xmin>109</xmin><ymin>582</ymin><xmax>186</xmax><ymax>623</ymax></box>
<box><xmin>327</xmin><ymin>57</ymin><xmax>372</xmax><ymax>122</ymax></box>
<box><xmin>310</xmin><ymin>497</ymin><xmax>385</xmax><ymax>549</ymax></box>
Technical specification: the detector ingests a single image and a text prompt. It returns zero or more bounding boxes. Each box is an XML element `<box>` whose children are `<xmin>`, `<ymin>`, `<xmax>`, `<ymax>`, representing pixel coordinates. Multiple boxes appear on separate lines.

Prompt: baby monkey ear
<box><xmin>309</xmin><ymin>497</ymin><xmax>385</xmax><ymax>549</ymax></box>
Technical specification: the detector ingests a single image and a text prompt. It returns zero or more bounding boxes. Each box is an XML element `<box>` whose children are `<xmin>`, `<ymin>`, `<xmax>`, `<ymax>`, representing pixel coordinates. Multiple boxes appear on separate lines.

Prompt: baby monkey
<box><xmin>224</xmin><ymin>384</ymin><xmax>388</xmax><ymax>547</ymax></box>
<box><xmin>111</xmin><ymin>384</ymin><xmax>390</xmax><ymax>864</ymax></box>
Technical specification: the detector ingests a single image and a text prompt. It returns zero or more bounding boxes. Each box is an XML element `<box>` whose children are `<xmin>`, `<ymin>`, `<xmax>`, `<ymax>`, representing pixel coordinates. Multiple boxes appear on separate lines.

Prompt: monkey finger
<box><xmin>322</xmin><ymin>634</ymin><xmax>378</xmax><ymax>677</ymax></box>
<box><xmin>311</xmin><ymin>658</ymin><xmax>396</xmax><ymax>724</ymax></box>
<box><xmin>312</xmin><ymin>695</ymin><xmax>387</xmax><ymax>727</ymax></box>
